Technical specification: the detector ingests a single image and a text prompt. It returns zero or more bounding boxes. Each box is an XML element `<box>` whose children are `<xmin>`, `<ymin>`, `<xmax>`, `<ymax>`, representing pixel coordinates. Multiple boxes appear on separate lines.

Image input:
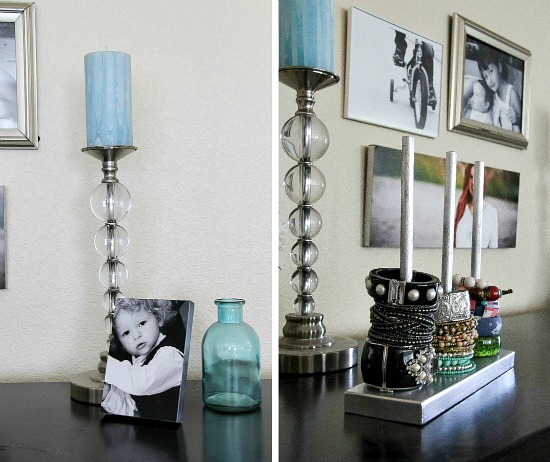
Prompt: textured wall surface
<box><xmin>280</xmin><ymin>0</ymin><xmax>550</xmax><ymax>338</ymax></box>
<box><xmin>0</xmin><ymin>0</ymin><xmax>272</xmax><ymax>382</ymax></box>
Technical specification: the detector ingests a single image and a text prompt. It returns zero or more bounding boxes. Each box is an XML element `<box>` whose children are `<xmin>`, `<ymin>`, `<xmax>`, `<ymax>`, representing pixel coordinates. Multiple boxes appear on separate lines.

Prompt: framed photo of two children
<box><xmin>448</xmin><ymin>13</ymin><xmax>531</xmax><ymax>149</ymax></box>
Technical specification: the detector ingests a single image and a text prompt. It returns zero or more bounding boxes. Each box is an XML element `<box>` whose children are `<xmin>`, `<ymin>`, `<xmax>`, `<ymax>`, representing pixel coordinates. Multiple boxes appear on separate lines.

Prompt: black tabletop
<box><xmin>279</xmin><ymin>310</ymin><xmax>550</xmax><ymax>462</ymax></box>
<box><xmin>0</xmin><ymin>379</ymin><xmax>271</xmax><ymax>461</ymax></box>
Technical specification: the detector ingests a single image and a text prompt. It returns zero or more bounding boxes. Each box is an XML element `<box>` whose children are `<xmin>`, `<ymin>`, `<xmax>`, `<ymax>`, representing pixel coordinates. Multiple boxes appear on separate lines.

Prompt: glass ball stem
<box><xmin>282</xmin><ymin>93</ymin><xmax>326</xmax><ymax>316</ymax></box>
<box><xmin>83</xmin><ymin>146</ymin><xmax>135</xmax><ymax>365</ymax></box>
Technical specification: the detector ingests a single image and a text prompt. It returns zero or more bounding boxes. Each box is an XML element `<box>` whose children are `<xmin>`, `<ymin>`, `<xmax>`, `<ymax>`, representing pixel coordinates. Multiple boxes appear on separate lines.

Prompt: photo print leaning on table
<box><xmin>102</xmin><ymin>298</ymin><xmax>194</xmax><ymax>423</ymax></box>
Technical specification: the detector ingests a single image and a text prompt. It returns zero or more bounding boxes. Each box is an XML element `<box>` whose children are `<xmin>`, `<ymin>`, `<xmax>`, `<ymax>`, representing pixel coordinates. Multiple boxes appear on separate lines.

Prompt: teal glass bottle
<box><xmin>202</xmin><ymin>298</ymin><xmax>261</xmax><ymax>412</ymax></box>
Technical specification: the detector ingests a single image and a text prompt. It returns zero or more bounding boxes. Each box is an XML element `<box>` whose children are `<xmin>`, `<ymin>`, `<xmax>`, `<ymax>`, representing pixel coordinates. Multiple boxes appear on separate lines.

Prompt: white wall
<box><xmin>279</xmin><ymin>0</ymin><xmax>550</xmax><ymax>339</ymax></box>
<box><xmin>0</xmin><ymin>0</ymin><xmax>272</xmax><ymax>382</ymax></box>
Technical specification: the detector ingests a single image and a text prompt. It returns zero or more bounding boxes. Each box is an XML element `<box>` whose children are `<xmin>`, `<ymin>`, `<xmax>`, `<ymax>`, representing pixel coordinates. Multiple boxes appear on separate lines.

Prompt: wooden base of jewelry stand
<box><xmin>344</xmin><ymin>349</ymin><xmax>514</xmax><ymax>425</ymax></box>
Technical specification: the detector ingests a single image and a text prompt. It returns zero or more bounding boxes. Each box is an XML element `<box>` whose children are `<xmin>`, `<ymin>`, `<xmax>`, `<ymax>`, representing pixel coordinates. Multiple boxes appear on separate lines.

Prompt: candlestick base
<box><xmin>279</xmin><ymin>313</ymin><xmax>358</xmax><ymax>374</ymax></box>
<box><xmin>70</xmin><ymin>351</ymin><xmax>107</xmax><ymax>405</ymax></box>
<box><xmin>279</xmin><ymin>338</ymin><xmax>358</xmax><ymax>375</ymax></box>
<box><xmin>70</xmin><ymin>370</ymin><xmax>103</xmax><ymax>405</ymax></box>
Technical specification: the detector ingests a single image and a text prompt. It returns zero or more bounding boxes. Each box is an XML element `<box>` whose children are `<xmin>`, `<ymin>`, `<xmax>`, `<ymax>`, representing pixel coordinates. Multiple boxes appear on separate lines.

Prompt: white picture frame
<box><xmin>345</xmin><ymin>7</ymin><xmax>443</xmax><ymax>138</ymax></box>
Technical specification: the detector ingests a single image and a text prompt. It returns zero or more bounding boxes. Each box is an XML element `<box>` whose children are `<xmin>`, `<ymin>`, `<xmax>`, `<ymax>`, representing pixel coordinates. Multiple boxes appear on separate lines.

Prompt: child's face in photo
<box><xmin>115</xmin><ymin>308</ymin><xmax>160</xmax><ymax>357</ymax></box>
<box><xmin>469</xmin><ymin>82</ymin><xmax>491</xmax><ymax>113</ymax></box>
<box><xmin>481</xmin><ymin>62</ymin><xmax>502</xmax><ymax>93</ymax></box>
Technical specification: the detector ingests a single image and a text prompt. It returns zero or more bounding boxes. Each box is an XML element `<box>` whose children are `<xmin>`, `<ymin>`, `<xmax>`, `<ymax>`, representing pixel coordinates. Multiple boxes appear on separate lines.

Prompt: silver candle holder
<box><xmin>70</xmin><ymin>145</ymin><xmax>136</xmax><ymax>404</ymax></box>
<box><xmin>279</xmin><ymin>66</ymin><xmax>357</xmax><ymax>374</ymax></box>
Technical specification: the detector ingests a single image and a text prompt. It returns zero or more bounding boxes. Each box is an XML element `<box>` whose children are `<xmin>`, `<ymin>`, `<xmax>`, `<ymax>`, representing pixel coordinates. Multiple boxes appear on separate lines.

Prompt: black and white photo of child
<box><xmin>462</xmin><ymin>35</ymin><xmax>524</xmax><ymax>133</ymax></box>
<box><xmin>102</xmin><ymin>298</ymin><xmax>193</xmax><ymax>422</ymax></box>
<box><xmin>345</xmin><ymin>7</ymin><xmax>443</xmax><ymax>137</ymax></box>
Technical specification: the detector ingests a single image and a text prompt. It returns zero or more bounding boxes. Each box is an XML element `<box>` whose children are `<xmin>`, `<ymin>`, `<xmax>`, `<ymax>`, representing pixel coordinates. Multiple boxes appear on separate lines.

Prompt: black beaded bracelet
<box><xmin>368</xmin><ymin>300</ymin><xmax>437</xmax><ymax>349</ymax></box>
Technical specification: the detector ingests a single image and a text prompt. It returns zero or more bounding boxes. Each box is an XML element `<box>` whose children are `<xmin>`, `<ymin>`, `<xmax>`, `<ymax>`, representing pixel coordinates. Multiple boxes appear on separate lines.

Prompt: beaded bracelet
<box><xmin>437</xmin><ymin>352</ymin><xmax>474</xmax><ymax>367</ymax></box>
<box><xmin>437</xmin><ymin>351</ymin><xmax>474</xmax><ymax>359</ymax></box>
<box><xmin>435</xmin><ymin>317</ymin><xmax>477</xmax><ymax>336</ymax></box>
<box><xmin>368</xmin><ymin>299</ymin><xmax>437</xmax><ymax>348</ymax></box>
<box><xmin>436</xmin><ymin>362</ymin><xmax>476</xmax><ymax>375</ymax></box>
<box><xmin>433</xmin><ymin>326</ymin><xmax>478</xmax><ymax>347</ymax></box>
<box><xmin>433</xmin><ymin>337</ymin><xmax>476</xmax><ymax>349</ymax></box>
<box><xmin>434</xmin><ymin>344</ymin><xmax>474</xmax><ymax>354</ymax></box>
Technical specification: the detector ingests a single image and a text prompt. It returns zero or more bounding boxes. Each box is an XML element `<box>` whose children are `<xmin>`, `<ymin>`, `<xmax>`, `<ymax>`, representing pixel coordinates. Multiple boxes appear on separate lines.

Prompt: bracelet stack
<box><xmin>362</xmin><ymin>268</ymin><xmax>440</xmax><ymax>391</ymax></box>
<box><xmin>452</xmin><ymin>275</ymin><xmax>513</xmax><ymax>357</ymax></box>
<box><xmin>432</xmin><ymin>291</ymin><xmax>477</xmax><ymax>375</ymax></box>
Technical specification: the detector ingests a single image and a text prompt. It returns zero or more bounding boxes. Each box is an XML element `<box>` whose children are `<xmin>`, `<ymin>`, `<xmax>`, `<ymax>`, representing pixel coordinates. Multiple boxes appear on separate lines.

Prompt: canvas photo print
<box><xmin>345</xmin><ymin>7</ymin><xmax>443</xmax><ymax>137</ymax></box>
<box><xmin>102</xmin><ymin>299</ymin><xmax>194</xmax><ymax>423</ymax></box>
<box><xmin>363</xmin><ymin>145</ymin><xmax>520</xmax><ymax>249</ymax></box>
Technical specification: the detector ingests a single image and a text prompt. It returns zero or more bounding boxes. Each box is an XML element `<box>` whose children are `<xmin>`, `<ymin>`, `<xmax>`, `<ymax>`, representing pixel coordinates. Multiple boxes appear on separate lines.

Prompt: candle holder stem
<box><xmin>279</xmin><ymin>67</ymin><xmax>357</xmax><ymax>374</ymax></box>
<box><xmin>70</xmin><ymin>145</ymin><xmax>136</xmax><ymax>404</ymax></box>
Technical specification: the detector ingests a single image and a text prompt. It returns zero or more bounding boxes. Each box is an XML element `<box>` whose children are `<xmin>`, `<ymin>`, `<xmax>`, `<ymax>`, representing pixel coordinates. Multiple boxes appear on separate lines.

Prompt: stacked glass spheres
<box><xmin>90</xmin><ymin>181</ymin><xmax>131</xmax><ymax>347</ymax></box>
<box><xmin>281</xmin><ymin>112</ymin><xmax>329</xmax><ymax>315</ymax></box>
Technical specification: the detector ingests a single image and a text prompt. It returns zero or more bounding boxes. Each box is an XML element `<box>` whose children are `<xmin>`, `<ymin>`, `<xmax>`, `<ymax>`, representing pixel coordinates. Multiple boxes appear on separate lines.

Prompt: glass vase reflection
<box><xmin>202</xmin><ymin>298</ymin><xmax>261</xmax><ymax>412</ymax></box>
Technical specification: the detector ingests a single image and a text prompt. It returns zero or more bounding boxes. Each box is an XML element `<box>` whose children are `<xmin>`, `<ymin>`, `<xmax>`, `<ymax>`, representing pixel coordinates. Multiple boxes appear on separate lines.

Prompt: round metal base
<box><xmin>70</xmin><ymin>370</ymin><xmax>103</xmax><ymax>405</ymax></box>
<box><xmin>279</xmin><ymin>336</ymin><xmax>358</xmax><ymax>375</ymax></box>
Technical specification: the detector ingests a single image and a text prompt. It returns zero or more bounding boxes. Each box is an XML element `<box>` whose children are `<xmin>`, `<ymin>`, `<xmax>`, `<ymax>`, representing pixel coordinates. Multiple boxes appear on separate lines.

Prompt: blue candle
<box><xmin>279</xmin><ymin>0</ymin><xmax>334</xmax><ymax>72</ymax></box>
<box><xmin>85</xmin><ymin>51</ymin><xmax>133</xmax><ymax>147</ymax></box>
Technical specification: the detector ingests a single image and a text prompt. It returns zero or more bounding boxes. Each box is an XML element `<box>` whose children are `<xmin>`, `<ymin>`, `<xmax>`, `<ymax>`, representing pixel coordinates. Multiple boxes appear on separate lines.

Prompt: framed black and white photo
<box><xmin>449</xmin><ymin>14</ymin><xmax>531</xmax><ymax>149</ymax></box>
<box><xmin>102</xmin><ymin>299</ymin><xmax>194</xmax><ymax>423</ymax></box>
<box><xmin>363</xmin><ymin>145</ymin><xmax>520</xmax><ymax>249</ymax></box>
<box><xmin>345</xmin><ymin>7</ymin><xmax>443</xmax><ymax>137</ymax></box>
<box><xmin>0</xmin><ymin>3</ymin><xmax>37</xmax><ymax>148</ymax></box>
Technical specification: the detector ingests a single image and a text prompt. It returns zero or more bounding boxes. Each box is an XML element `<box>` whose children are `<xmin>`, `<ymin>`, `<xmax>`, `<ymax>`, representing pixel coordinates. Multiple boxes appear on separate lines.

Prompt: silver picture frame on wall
<box><xmin>0</xmin><ymin>2</ymin><xmax>37</xmax><ymax>148</ymax></box>
<box><xmin>449</xmin><ymin>13</ymin><xmax>531</xmax><ymax>149</ymax></box>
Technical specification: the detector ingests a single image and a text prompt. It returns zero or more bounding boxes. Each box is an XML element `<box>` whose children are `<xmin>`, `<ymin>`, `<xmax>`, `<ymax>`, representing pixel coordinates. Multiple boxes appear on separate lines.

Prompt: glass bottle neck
<box><xmin>215</xmin><ymin>298</ymin><xmax>245</xmax><ymax>324</ymax></box>
<box><xmin>218</xmin><ymin>306</ymin><xmax>243</xmax><ymax>323</ymax></box>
